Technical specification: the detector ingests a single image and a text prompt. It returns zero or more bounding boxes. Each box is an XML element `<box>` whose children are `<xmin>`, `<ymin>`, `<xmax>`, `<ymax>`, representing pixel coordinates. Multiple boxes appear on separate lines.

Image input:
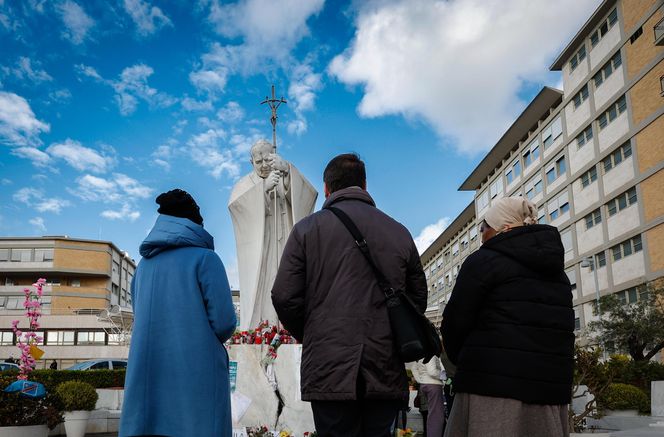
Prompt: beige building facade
<box><xmin>0</xmin><ymin>236</ymin><xmax>135</xmax><ymax>368</ymax></box>
<box><xmin>422</xmin><ymin>0</ymin><xmax>663</xmax><ymax>341</ymax></box>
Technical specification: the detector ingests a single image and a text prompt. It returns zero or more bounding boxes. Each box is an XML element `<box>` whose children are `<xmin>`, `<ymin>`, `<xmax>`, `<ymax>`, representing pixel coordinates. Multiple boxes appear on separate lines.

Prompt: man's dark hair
<box><xmin>323</xmin><ymin>153</ymin><xmax>366</xmax><ymax>194</ymax></box>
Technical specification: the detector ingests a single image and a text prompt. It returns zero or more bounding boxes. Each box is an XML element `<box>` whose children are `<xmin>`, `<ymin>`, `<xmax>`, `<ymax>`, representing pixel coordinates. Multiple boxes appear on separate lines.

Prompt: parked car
<box><xmin>66</xmin><ymin>359</ymin><xmax>127</xmax><ymax>370</ymax></box>
<box><xmin>0</xmin><ymin>362</ymin><xmax>20</xmax><ymax>371</ymax></box>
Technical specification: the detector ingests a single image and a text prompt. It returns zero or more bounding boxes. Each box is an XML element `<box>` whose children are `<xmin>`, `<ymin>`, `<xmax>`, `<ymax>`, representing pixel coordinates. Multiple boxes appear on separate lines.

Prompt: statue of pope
<box><xmin>228</xmin><ymin>139</ymin><xmax>317</xmax><ymax>330</ymax></box>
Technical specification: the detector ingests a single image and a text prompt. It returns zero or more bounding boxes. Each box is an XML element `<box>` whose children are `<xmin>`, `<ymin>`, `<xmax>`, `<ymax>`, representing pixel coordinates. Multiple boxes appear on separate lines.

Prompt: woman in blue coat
<box><xmin>120</xmin><ymin>189</ymin><xmax>237</xmax><ymax>437</ymax></box>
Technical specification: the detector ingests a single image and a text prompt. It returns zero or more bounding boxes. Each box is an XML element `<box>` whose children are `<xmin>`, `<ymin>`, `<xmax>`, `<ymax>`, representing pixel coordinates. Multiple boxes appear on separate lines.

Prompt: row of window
<box><xmin>583</xmin><ymin>186</ymin><xmax>638</xmax><ymax>231</ymax></box>
<box><xmin>0</xmin><ymin>248</ymin><xmax>54</xmax><ymax>262</ymax></box>
<box><xmin>569</xmin><ymin>7</ymin><xmax>618</xmax><ymax>72</ymax></box>
<box><xmin>577</xmin><ymin>142</ymin><xmax>632</xmax><ymax>190</ymax></box>
<box><xmin>426</xmin><ymin>227</ymin><xmax>478</xmax><ymax>276</ymax></box>
<box><xmin>589</xmin><ymin>234</ymin><xmax>643</xmax><ymax>270</ymax></box>
<box><xmin>0</xmin><ymin>330</ymin><xmax>122</xmax><ymax>346</ymax></box>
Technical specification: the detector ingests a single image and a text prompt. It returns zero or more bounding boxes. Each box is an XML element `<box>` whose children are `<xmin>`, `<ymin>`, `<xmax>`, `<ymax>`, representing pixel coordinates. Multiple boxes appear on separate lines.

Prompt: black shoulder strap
<box><xmin>325</xmin><ymin>206</ymin><xmax>396</xmax><ymax>298</ymax></box>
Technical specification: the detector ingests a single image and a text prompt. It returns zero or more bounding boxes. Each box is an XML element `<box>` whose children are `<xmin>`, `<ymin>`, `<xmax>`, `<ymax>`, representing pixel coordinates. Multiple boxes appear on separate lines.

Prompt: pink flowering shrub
<box><xmin>11</xmin><ymin>278</ymin><xmax>46</xmax><ymax>380</ymax></box>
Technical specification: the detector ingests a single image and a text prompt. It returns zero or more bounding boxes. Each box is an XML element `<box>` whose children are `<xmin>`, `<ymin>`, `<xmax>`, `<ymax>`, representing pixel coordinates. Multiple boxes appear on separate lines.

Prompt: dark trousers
<box><xmin>311</xmin><ymin>399</ymin><xmax>402</xmax><ymax>437</ymax></box>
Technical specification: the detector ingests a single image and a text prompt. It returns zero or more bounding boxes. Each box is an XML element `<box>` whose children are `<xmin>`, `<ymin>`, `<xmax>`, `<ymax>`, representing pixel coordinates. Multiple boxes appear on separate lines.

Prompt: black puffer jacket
<box><xmin>272</xmin><ymin>187</ymin><xmax>427</xmax><ymax>401</ymax></box>
<box><xmin>441</xmin><ymin>224</ymin><xmax>574</xmax><ymax>405</ymax></box>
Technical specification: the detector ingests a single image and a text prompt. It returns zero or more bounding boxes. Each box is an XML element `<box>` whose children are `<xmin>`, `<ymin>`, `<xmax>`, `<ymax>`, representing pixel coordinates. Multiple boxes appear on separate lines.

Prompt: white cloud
<box><xmin>101</xmin><ymin>203</ymin><xmax>140</xmax><ymax>221</ymax></box>
<box><xmin>70</xmin><ymin>173</ymin><xmax>152</xmax><ymax>203</ymax></box>
<box><xmin>190</xmin><ymin>0</ymin><xmax>324</xmax><ymax>95</ymax></box>
<box><xmin>29</xmin><ymin>217</ymin><xmax>46</xmax><ymax>233</ymax></box>
<box><xmin>123</xmin><ymin>0</ymin><xmax>172</xmax><ymax>36</ymax></box>
<box><xmin>1</xmin><ymin>178</ymin><xmax>11</xmax><ymax>185</ymax></box>
<box><xmin>0</xmin><ymin>92</ymin><xmax>50</xmax><ymax>146</ymax></box>
<box><xmin>46</xmin><ymin>88</ymin><xmax>73</xmax><ymax>105</ymax></box>
<box><xmin>13</xmin><ymin>188</ymin><xmax>71</xmax><ymax>214</ymax></box>
<box><xmin>58</xmin><ymin>0</ymin><xmax>94</xmax><ymax>45</ymax></box>
<box><xmin>329</xmin><ymin>0</ymin><xmax>599</xmax><ymax>154</ymax></box>
<box><xmin>414</xmin><ymin>216</ymin><xmax>451</xmax><ymax>254</ymax></box>
<box><xmin>47</xmin><ymin>139</ymin><xmax>114</xmax><ymax>173</ymax></box>
<box><xmin>152</xmin><ymin>143</ymin><xmax>173</xmax><ymax>171</ymax></box>
<box><xmin>181</xmin><ymin>97</ymin><xmax>213</xmax><ymax>112</ymax></box>
<box><xmin>217</xmin><ymin>101</ymin><xmax>244</xmax><ymax>123</ymax></box>
<box><xmin>287</xmin><ymin>62</ymin><xmax>322</xmax><ymax>135</ymax></box>
<box><xmin>229</xmin><ymin>131</ymin><xmax>262</xmax><ymax>156</ymax></box>
<box><xmin>8</xmin><ymin>57</ymin><xmax>53</xmax><ymax>83</ymax></box>
<box><xmin>77</xmin><ymin>63</ymin><xmax>177</xmax><ymax>115</ymax></box>
<box><xmin>186</xmin><ymin>128</ymin><xmax>240</xmax><ymax>179</ymax></box>
<box><xmin>11</xmin><ymin>147</ymin><xmax>51</xmax><ymax>167</ymax></box>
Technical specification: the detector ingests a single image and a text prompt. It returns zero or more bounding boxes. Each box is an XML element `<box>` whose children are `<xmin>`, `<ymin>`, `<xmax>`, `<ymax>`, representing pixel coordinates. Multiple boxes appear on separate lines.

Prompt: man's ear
<box><xmin>324</xmin><ymin>182</ymin><xmax>331</xmax><ymax>198</ymax></box>
<box><xmin>362</xmin><ymin>181</ymin><xmax>367</xmax><ymax>190</ymax></box>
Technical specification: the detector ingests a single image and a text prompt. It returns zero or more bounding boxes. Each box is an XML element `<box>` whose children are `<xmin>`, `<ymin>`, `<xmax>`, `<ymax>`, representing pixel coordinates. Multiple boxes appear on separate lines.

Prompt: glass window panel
<box><xmin>633</xmin><ymin>235</ymin><xmax>642</xmax><ymax>252</ymax></box>
<box><xmin>622</xmin><ymin>241</ymin><xmax>632</xmax><ymax>257</ymax></box>
<box><xmin>0</xmin><ymin>249</ymin><xmax>9</xmax><ymax>261</ymax></box>
<box><xmin>612</xmin><ymin>245</ymin><xmax>622</xmax><ymax>261</ymax></box>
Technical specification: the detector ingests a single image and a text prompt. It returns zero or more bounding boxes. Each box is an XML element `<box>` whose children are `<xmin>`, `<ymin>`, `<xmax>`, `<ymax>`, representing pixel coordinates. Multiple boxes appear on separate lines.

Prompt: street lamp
<box><xmin>581</xmin><ymin>256</ymin><xmax>604</xmax><ymax>358</ymax></box>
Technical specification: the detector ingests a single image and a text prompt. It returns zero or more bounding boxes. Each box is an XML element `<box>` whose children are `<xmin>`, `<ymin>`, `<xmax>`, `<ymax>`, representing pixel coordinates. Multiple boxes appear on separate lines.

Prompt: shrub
<box><xmin>608</xmin><ymin>355</ymin><xmax>664</xmax><ymax>394</ymax></box>
<box><xmin>0</xmin><ymin>391</ymin><xmax>63</xmax><ymax>429</ymax></box>
<box><xmin>55</xmin><ymin>381</ymin><xmax>98</xmax><ymax>411</ymax></box>
<box><xmin>0</xmin><ymin>369</ymin><xmax>125</xmax><ymax>391</ymax></box>
<box><xmin>597</xmin><ymin>383</ymin><xmax>650</xmax><ymax>414</ymax></box>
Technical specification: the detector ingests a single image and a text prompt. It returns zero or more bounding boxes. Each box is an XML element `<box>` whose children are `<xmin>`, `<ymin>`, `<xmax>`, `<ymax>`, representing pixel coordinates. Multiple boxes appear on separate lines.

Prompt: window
<box><xmin>45</xmin><ymin>278</ymin><xmax>60</xmax><ymax>286</ymax></box>
<box><xmin>576</xmin><ymin>125</ymin><xmax>593</xmax><ymax>148</ymax></box>
<box><xmin>34</xmin><ymin>249</ymin><xmax>53</xmax><ymax>262</ymax></box>
<box><xmin>584</xmin><ymin>208</ymin><xmax>602</xmax><ymax>230</ymax></box>
<box><xmin>607</xmin><ymin>187</ymin><xmax>637</xmax><ymax>216</ymax></box>
<box><xmin>46</xmin><ymin>331</ymin><xmax>74</xmax><ymax>346</ymax></box>
<box><xmin>617</xmin><ymin>287</ymin><xmax>640</xmax><ymax>305</ymax></box>
<box><xmin>611</xmin><ymin>235</ymin><xmax>642</xmax><ymax>261</ymax></box>
<box><xmin>77</xmin><ymin>331</ymin><xmax>106</xmax><ymax>345</ymax></box>
<box><xmin>523</xmin><ymin>139</ymin><xmax>540</xmax><ymax>168</ymax></box>
<box><xmin>477</xmin><ymin>191</ymin><xmax>489</xmax><ymax>211</ymax></box>
<box><xmin>71</xmin><ymin>278</ymin><xmax>81</xmax><ymax>287</ymax></box>
<box><xmin>574</xmin><ymin>312</ymin><xmax>581</xmax><ymax>331</ymax></box>
<box><xmin>460</xmin><ymin>235</ymin><xmax>469</xmax><ymax>250</ymax></box>
<box><xmin>590</xmin><ymin>8</ymin><xmax>618</xmax><ymax>47</ymax></box>
<box><xmin>108</xmin><ymin>334</ymin><xmax>122</xmax><ymax>345</ymax></box>
<box><xmin>525</xmin><ymin>175</ymin><xmax>543</xmax><ymax>200</ymax></box>
<box><xmin>0</xmin><ymin>332</ymin><xmax>14</xmax><ymax>345</ymax></box>
<box><xmin>538</xmin><ymin>208</ymin><xmax>546</xmax><ymax>224</ymax></box>
<box><xmin>0</xmin><ymin>249</ymin><xmax>8</xmax><ymax>261</ymax></box>
<box><xmin>546</xmin><ymin>155</ymin><xmax>567</xmax><ymax>185</ymax></box>
<box><xmin>5</xmin><ymin>277</ymin><xmax>13</xmax><ymax>286</ymax></box>
<box><xmin>470</xmin><ymin>226</ymin><xmax>478</xmax><ymax>241</ymax></box>
<box><xmin>602</xmin><ymin>142</ymin><xmax>632</xmax><ymax>173</ymax></box>
<box><xmin>489</xmin><ymin>177</ymin><xmax>503</xmax><ymax>199</ymax></box>
<box><xmin>505</xmin><ymin>159</ymin><xmax>521</xmax><ymax>184</ymax></box>
<box><xmin>112</xmin><ymin>361</ymin><xmax>127</xmax><ymax>369</ymax></box>
<box><xmin>548</xmin><ymin>191</ymin><xmax>570</xmax><ymax>221</ymax></box>
<box><xmin>572</xmin><ymin>85</ymin><xmax>589</xmax><ymax>109</ymax></box>
<box><xmin>593</xmin><ymin>52</ymin><xmax>623</xmax><ymax>88</ymax></box>
<box><xmin>598</xmin><ymin>95</ymin><xmax>627</xmax><ymax>130</ymax></box>
<box><xmin>629</xmin><ymin>26</ymin><xmax>643</xmax><ymax>44</ymax></box>
<box><xmin>452</xmin><ymin>243</ymin><xmax>459</xmax><ymax>257</ymax></box>
<box><xmin>580</xmin><ymin>166</ymin><xmax>598</xmax><ymax>188</ymax></box>
<box><xmin>590</xmin><ymin>251</ymin><xmax>607</xmax><ymax>271</ymax></box>
<box><xmin>542</xmin><ymin>116</ymin><xmax>563</xmax><ymax>149</ymax></box>
<box><xmin>560</xmin><ymin>229</ymin><xmax>573</xmax><ymax>254</ymax></box>
<box><xmin>436</xmin><ymin>257</ymin><xmax>443</xmax><ymax>268</ymax></box>
<box><xmin>11</xmin><ymin>249</ymin><xmax>31</xmax><ymax>262</ymax></box>
<box><xmin>566</xmin><ymin>268</ymin><xmax>577</xmax><ymax>291</ymax></box>
<box><xmin>90</xmin><ymin>361</ymin><xmax>110</xmax><ymax>370</ymax></box>
<box><xmin>5</xmin><ymin>297</ymin><xmax>21</xmax><ymax>310</ymax></box>
<box><xmin>569</xmin><ymin>45</ymin><xmax>587</xmax><ymax>71</ymax></box>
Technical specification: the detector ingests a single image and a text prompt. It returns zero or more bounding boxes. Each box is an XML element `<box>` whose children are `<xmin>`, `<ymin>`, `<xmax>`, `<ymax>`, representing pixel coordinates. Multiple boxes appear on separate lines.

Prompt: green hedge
<box><xmin>597</xmin><ymin>383</ymin><xmax>650</xmax><ymax>414</ymax></box>
<box><xmin>0</xmin><ymin>369</ymin><xmax>125</xmax><ymax>391</ymax></box>
<box><xmin>608</xmin><ymin>355</ymin><xmax>664</xmax><ymax>394</ymax></box>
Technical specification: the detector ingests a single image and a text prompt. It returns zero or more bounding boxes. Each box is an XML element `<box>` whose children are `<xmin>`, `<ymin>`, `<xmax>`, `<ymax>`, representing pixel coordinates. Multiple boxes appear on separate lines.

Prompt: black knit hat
<box><xmin>155</xmin><ymin>189</ymin><xmax>203</xmax><ymax>225</ymax></box>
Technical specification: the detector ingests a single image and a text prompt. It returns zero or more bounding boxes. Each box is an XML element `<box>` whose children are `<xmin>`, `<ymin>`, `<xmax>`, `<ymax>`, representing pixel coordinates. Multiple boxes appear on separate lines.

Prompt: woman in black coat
<box><xmin>441</xmin><ymin>197</ymin><xmax>574</xmax><ymax>437</ymax></box>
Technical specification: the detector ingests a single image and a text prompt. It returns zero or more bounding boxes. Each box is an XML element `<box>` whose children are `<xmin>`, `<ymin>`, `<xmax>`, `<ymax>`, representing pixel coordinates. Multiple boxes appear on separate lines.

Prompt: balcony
<box><xmin>655</xmin><ymin>16</ymin><xmax>664</xmax><ymax>46</ymax></box>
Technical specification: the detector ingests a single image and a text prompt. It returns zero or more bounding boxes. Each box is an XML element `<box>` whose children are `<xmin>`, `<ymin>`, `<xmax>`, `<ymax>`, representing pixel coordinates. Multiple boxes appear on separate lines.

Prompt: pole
<box><xmin>591</xmin><ymin>258</ymin><xmax>606</xmax><ymax>359</ymax></box>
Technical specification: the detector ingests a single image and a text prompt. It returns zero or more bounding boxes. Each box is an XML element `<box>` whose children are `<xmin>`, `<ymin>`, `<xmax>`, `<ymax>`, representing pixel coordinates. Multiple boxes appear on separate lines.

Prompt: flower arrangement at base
<box><xmin>396</xmin><ymin>428</ymin><xmax>416</xmax><ymax>437</ymax></box>
<box><xmin>229</xmin><ymin>321</ymin><xmax>297</xmax><ymax>346</ymax></box>
<box><xmin>246</xmin><ymin>425</ymin><xmax>270</xmax><ymax>436</ymax></box>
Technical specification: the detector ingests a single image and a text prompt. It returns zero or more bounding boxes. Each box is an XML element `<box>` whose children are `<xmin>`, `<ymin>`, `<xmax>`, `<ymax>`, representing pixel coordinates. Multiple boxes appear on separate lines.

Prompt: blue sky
<box><xmin>0</xmin><ymin>0</ymin><xmax>600</xmax><ymax>287</ymax></box>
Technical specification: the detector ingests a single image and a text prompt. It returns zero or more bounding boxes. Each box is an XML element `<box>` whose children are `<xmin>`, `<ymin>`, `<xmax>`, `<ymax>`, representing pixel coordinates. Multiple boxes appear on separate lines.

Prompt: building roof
<box><xmin>420</xmin><ymin>200</ymin><xmax>475</xmax><ymax>265</ymax></box>
<box><xmin>550</xmin><ymin>0</ymin><xmax>616</xmax><ymax>71</ymax></box>
<box><xmin>0</xmin><ymin>236</ymin><xmax>136</xmax><ymax>267</ymax></box>
<box><xmin>458</xmin><ymin>87</ymin><xmax>563</xmax><ymax>191</ymax></box>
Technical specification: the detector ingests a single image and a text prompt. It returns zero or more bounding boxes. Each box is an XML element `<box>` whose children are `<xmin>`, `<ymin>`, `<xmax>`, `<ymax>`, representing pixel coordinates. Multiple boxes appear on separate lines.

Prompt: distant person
<box><xmin>411</xmin><ymin>357</ymin><xmax>445</xmax><ymax>437</ymax></box>
<box><xmin>5</xmin><ymin>356</ymin><xmax>16</xmax><ymax>364</ymax></box>
<box><xmin>441</xmin><ymin>197</ymin><xmax>574</xmax><ymax>437</ymax></box>
<box><xmin>49</xmin><ymin>360</ymin><xmax>57</xmax><ymax>370</ymax></box>
<box><xmin>120</xmin><ymin>189</ymin><xmax>237</xmax><ymax>437</ymax></box>
<box><xmin>272</xmin><ymin>153</ymin><xmax>427</xmax><ymax>437</ymax></box>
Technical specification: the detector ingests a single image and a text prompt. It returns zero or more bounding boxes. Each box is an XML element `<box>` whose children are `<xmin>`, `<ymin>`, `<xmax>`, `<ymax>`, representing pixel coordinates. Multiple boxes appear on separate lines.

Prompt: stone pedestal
<box><xmin>228</xmin><ymin>344</ymin><xmax>314</xmax><ymax>434</ymax></box>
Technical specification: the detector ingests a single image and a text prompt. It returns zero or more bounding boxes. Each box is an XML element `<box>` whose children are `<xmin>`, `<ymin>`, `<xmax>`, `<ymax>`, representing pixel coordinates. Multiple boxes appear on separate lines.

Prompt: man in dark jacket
<box><xmin>272</xmin><ymin>153</ymin><xmax>427</xmax><ymax>437</ymax></box>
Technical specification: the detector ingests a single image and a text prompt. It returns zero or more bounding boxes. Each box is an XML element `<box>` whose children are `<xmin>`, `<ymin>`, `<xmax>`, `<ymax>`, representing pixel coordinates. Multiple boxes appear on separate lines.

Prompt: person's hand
<box><xmin>265</xmin><ymin>171</ymin><xmax>281</xmax><ymax>192</ymax></box>
<box><xmin>268</xmin><ymin>154</ymin><xmax>289</xmax><ymax>174</ymax></box>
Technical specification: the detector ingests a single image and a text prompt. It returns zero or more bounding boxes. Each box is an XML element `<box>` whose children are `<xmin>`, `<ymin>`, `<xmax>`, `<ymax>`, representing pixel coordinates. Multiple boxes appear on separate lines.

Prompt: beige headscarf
<box><xmin>484</xmin><ymin>197</ymin><xmax>537</xmax><ymax>233</ymax></box>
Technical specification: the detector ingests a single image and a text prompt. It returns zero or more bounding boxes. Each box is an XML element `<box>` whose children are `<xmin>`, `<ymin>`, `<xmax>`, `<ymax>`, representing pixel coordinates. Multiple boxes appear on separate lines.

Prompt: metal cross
<box><xmin>260</xmin><ymin>85</ymin><xmax>287</xmax><ymax>150</ymax></box>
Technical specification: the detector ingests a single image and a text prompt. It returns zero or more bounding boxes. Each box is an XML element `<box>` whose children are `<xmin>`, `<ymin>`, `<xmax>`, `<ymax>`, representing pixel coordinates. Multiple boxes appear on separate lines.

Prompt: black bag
<box><xmin>326</xmin><ymin>206</ymin><xmax>442</xmax><ymax>363</ymax></box>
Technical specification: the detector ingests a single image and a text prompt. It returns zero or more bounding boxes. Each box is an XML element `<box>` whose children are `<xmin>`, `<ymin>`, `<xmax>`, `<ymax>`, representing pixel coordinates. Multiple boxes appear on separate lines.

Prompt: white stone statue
<box><xmin>229</xmin><ymin>139</ymin><xmax>317</xmax><ymax>330</ymax></box>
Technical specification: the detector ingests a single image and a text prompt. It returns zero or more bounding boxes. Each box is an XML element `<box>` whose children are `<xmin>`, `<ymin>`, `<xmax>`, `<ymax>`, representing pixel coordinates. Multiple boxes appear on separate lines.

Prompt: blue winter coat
<box><xmin>120</xmin><ymin>215</ymin><xmax>237</xmax><ymax>437</ymax></box>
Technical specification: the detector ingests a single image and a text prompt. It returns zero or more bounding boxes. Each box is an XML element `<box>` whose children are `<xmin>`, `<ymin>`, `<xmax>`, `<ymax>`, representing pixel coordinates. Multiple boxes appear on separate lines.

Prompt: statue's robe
<box><xmin>228</xmin><ymin>165</ymin><xmax>317</xmax><ymax>330</ymax></box>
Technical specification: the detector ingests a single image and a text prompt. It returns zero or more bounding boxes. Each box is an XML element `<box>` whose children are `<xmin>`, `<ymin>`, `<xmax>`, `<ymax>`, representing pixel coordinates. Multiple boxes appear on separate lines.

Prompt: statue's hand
<box><xmin>268</xmin><ymin>154</ymin><xmax>289</xmax><ymax>174</ymax></box>
<box><xmin>265</xmin><ymin>171</ymin><xmax>281</xmax><ymax>192</ymax></box>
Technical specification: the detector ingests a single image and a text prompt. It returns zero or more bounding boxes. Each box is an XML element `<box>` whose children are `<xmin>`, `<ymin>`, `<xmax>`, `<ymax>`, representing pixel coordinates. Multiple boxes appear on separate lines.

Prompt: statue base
<box><xmin>228</xmin><ymin>344</ymin><xmax>314</xmax><ymax>435</ymax></box>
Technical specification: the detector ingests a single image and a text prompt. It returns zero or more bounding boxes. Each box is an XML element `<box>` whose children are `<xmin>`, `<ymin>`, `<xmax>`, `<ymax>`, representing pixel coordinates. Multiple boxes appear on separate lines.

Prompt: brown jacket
<box><xmin>271</xmin><ymin>187</ymin><xmax>427</xmax><ymax>401</ymax></box>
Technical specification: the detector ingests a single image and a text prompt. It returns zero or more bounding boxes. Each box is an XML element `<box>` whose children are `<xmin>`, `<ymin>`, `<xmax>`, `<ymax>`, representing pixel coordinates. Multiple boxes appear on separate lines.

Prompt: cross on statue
<box><xmin>261</xmin><ymin>85</ymin><xmax>287</xmax><ymax>150</ymax></box>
